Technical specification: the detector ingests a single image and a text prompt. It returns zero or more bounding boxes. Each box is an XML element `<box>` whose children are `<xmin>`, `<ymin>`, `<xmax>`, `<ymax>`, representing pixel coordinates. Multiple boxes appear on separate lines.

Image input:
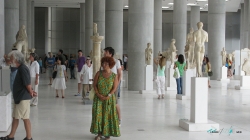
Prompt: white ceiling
<box><xmin>34</xmin><ymin>0</ymin><xmax>241</xmax><ymax>12</ymax></box>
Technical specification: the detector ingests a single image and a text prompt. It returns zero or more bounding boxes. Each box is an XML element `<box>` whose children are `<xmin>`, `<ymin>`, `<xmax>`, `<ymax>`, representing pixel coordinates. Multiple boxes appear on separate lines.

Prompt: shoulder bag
<box><xmin>52</xmin><ymin>65</ymin><xmax>57</xmax><ymax>79</ymax></box>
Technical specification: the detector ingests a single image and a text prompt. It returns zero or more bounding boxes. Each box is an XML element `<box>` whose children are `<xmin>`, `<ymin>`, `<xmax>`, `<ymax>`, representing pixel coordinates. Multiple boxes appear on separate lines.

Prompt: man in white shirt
<box><xmin>80</xmin><ymin>57</ymin><xmax>93</xmax><ymax>99</ymax></box>
<box><xmin>103</xmin><ymin>47</ymin><xmax>122</xmax><ymax>126</ymax></box>
<box><xmin>123</xmin><ymin>55</ymin><xmax>128</xmax><ymax>71</ymax></box>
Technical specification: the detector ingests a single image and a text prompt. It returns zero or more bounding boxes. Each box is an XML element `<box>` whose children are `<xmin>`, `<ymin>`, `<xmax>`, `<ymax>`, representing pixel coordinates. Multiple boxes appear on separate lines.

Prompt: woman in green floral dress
<box><xmin>90</xmin><ymin>57</ymin><xmax>120</xmax><ymax>140</ymax></box>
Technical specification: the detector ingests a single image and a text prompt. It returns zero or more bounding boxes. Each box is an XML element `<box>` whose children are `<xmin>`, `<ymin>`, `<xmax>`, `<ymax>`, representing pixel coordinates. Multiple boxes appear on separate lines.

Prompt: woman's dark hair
<box><xmin>30</xmin><ymin>53</ymin><xmax>38</xmax><ymax>61</ymax></box>
<box><xmin>206</xmin><ymin>57</ymin><xmax>209</xmax><ymax>63</ymax></box>
<box><xmin>101</xmin><ymin>56</ymin><xmax>116</xmax><ymax>69</ymax></box>
<box><xmin>104</xmin><ymin>47</ymin><xmax>115</xmax><ymax>57</ymax></box>
<box><xmin>178</xmin><ymin>54</ymin><xmax>184</xmax><ymax>64</ymax></box>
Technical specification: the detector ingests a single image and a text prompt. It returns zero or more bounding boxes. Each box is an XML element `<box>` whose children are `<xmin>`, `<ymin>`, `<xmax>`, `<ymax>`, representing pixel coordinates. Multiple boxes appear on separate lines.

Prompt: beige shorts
<box><xmin>77</xmin><ymin>72</ymin><xmax>81</xmax><ymax>83</ymax></box>
<box><xmin>13</xmin><ymin>100</ymin><xmax>30</xmax><ymax>119</ymax></box>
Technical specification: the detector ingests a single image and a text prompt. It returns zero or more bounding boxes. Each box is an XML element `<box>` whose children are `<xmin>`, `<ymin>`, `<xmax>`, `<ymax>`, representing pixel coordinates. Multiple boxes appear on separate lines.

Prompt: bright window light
<box><xmin>124</xmin><ymin>5</ymin><xmax>128</xmax><ymax>8</ymax></box>
<box><xmin>187</xmin><ymin>3</ymin><xmax>197</xmax><ymax>6</ymax></box>
<box><xmin>162</xmin><ymin>7</ymin><xmax>169</xmax><ymax>9</ymax></box>
<box><xmin>168</xmin><ymin>3</ymin><xmax>174</xmax><ymax>5</ymax></box>
<box><xmin>196</xmin><ymin>0</ymin><xmax>207</xmax><ymax>1</ymax></box>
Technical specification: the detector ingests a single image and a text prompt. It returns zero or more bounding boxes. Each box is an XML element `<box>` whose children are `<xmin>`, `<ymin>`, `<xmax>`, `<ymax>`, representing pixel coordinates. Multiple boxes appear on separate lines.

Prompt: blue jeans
<box><xmin>176</xmin><ymin>77</ymin><xmax>183</xmax><ymax>94</ymax></box>
<box><xmin>10</xmin><ymin>70</ymin><xmax>18</xmax><ymax>92</ymax></box>
<box><xmin>70</xmin><ymin>67</ymin><xmax>75</xmax><ymax>78</ymax></box>
<box><xmin>117</xmin><ymin>81</ymin><xmax>121</xmax><ymax>98</ymax></box>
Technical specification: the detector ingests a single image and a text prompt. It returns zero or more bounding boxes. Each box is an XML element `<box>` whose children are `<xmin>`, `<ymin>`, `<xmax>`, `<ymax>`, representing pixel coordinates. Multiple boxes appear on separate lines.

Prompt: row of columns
<box><xmin>2</xmin><ymin>0</ymin><xmax>35</xmax><ymax>55</ymax></box>
<box><xmin>240</xmin><ymin>0</ymin><xmax>250</xmax><ymax>49</ymax></box>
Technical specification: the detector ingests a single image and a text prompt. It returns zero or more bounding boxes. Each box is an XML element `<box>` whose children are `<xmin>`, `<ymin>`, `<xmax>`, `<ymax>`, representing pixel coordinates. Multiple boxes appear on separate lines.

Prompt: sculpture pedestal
<box><xmin>0</xmin><ymin>92</ymin><xmax>12</xmax><ymax>131</ymax></box>
<box><xmin>179</xmin><ymin>77</ymin><xmax>219</xmax><ymax>131</ymax></box>
<box><xmin>176</xmin><ymin>69</ymin><xmax>196</xmax><ymax>100</ymax></box>
<box><xmin>140</xmin><ymin>65</ymin><xmax>154</xmax><ymax>94</ymax></box>
<box><xmin>166</xmin><ymin>65</ymin><xmax>176</xmax><ymax>91</ymax></box>
<box><xmin>235</xmin><ymin>76</ymin><xmax>250</xmax><ymax>90</ymax></box>
<box><xmin>0</xmin><ymin>67</ymin><xmax>10</xmax><ymax>93</ymax></box>
<box><xmin>219</xmin><ymin>66</ymin><xmax>230</xmax><ymax>82</ymax></box>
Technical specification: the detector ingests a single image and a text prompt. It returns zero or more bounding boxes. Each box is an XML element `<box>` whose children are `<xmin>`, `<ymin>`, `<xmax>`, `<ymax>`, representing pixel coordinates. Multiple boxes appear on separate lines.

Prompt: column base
<box><xmin>176</xmin><ymin>94</ymin><xmax>190</xmax><ymax>100</ymax></box>
<box><xmin>235</xmin><ymin>86</ymin><xmax>250</xmax><ymax>90</ymax></box>
<box><xmin>139</xmin><ymin>90</ymin><xmax>156</xmax><ymax>94</ymax></box>
<box><xmin>218</xmin><ymin>79</ymin><xmax>230</xmax><ymax>82</ymax></box>
<box><xmin>179</xmin><ymin>119</ymin><xmax>219</xmax><ymax>132</ymax></box>
<box><xmin>166</xmin><ymin>87</ymin><xmax>177</xmax><ymax>91</ymax></box>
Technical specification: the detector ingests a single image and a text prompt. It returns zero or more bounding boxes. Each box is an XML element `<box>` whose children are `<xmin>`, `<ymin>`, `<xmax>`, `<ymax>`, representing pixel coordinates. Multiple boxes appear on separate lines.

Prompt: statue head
<box><xmin>197</xmin><ymin>22</ymin><xmax>203</xmax><ymax>29</ymax></box>
<box><xmin>147</xmin><ymin>43</ymin><xmax>151</xmax><ymax>47</ymax></box>
<box><xmin>21</xmin><ymin>25</ymin><xmax>26</xmax><ymax>30</ymax></box>
<box><xmin>171</xmin><ymin>39</ymin><xmax>176</xmax><ymax>44</ymax></box>
<box><xmin>223</xmin><ymin>47</ymin><xmax>225</xmax><ymax>51</ymax></box>
<box><xmin>189</xmin><ymin>28</ymin><xmax>194</xmax><ymax>33</ymax></box>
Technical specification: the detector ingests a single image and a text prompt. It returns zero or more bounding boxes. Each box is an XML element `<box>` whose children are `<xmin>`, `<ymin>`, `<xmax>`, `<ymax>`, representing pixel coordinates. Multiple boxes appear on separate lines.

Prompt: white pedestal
<box><xmin>179</xmin><ymin>77</ymin><xmax>219</xmax><ymax>131</ymax></box>
<box><xmin>1</xmin><ymin>67</ymin><xmax>10</xmax><ymax>93</ymax></box>
<box><xmin>140</xmin><ymin>65</ymin><xmax>153</xmax><ymax>93</ymax></box>
<box><xmin>235</xmin><ymin>76</ymin><xmax>250</xmax><ymax>90</ymax></box>
<box><xmin>177</xmin><ymin>69</ymin><xmax>196</xmax><ymax>100</ymax></box>
<box><xmin>0</xmin><ymin>92</ymin><xmax>12</xmax><ymax>131</ymax></box>
<box><xmin>219</xmin><ymin>66</ymin><xmax>230</xmax><ymax>82</ymax></box>
<box><xmin>166</xmin><ymin>65</ymin><xmax>176</xmax><ymax>91</ymax></box>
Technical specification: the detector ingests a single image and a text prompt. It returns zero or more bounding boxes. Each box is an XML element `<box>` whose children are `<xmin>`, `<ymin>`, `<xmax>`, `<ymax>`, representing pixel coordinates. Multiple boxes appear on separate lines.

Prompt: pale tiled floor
<box><xmin>1</xmin><ymin>71</ymin><xmax>250</xmax><ymax>140</ymax></box>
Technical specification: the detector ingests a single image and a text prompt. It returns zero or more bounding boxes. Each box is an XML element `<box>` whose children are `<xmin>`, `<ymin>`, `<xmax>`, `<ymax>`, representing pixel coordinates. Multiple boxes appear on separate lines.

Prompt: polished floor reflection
<box><xmin>1</xmin><ymin>72</ymin><xmax>250</xmax><ymax>140</ymax></box>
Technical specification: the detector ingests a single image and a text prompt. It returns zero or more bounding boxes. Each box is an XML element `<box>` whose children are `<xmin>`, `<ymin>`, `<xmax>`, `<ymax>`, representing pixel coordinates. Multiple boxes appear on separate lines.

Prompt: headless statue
<box><xmin>221</xmin><ymin>47</ymin><xmax>227</xmax><ymax>66</ymax></box>
<box><xmin>145</xmin><ymin>43</ymin><xmax>153</xmax><ymax>65</ymax></box>
<box><xmin>193</xmin><ymin>22</ymin><xmax>208</xmax><ymax>77</ymax></box>
<box><xmin>186</xmin><ymin>28</ymin><xmax>195</xmax><ymax>69</ymax></box>
<box><xmin>170</xmin><ymin>39</ymin><xmax>177</xmax><ymax>65</ymax></box>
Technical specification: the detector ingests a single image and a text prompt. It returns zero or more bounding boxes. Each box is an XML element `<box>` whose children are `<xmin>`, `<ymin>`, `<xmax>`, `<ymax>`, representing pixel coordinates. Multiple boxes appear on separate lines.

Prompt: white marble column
<box><xmin>190</xmin><ymin>6</ymin><xmax>200</xmax><ymax>30</ymax></box>
<box><xmin>80</xmin><ymin>3</ymin><xmax>85</xmax><ymax>53</ymax></box>
<box><xmin>105</xmin><ymin>0</ymin><xmax>123</xmax><ymax>56</ymax></box>
<box><xmin>208</xmin><ymin>0</ymin><xmax>226</xmax><ymax>80</ymax></box>
<box><xmin>31</xmin><ymin>1</ymin><xmax>34</xmax><ymax>48</ymax></box>
<box><xmin>154</xmin><ymin>0</ymin><xmax>162</xmax><ymax>60</ymax></box>
<box><xmin>45</xmin><ymin>7</ymin><xmax>51</xmax><ymax>54</ymax></box>
<box><xmin>0</xmin><ymin>0</ymin><xmax>4</xmax><ymax>56</ymax></box>
<box><xmin>93</xmin><ymin>0</ymin><xmax>105</xmax><ymax>49</ymax></box>
<box><xmin>173</xmin><ymin>0</ymin><xmax>187</xmax><ymax>55</ymax></box>
<box><xmin>85</xmin><ymin>0</ymin><xmax>93</xmax><ymax>56</ymax></box>
<box><xmin>241</xmin><ymin>4</ymin><xmax>245</xmax><ymax>49</ymax></box>
<box><xmin>244</xmin><ymin>0</ymin><xmax>249</xmax><ymax>49</ymax></box>
<box><xmin>5</xmin><ymin>0</ymin><xmax>19</xmax><ymax>54</ymax></box>
<box><xmin>128</xmin><ymin>0</ymin><xmax>154</xmax><ymax>91</ymax></box>
<box><xmin>27</xmin><ymin>0</ymin><xmax>32</xmax><ymax>49</ymax></box>
<box><xmin>19</xmin><ymin>0</ymin><xmax>27</xmax><ymax>28</ymax></box>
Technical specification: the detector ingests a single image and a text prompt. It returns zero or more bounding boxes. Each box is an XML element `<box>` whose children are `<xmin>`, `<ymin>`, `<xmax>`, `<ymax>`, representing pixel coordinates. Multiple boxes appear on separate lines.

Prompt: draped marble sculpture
<box><xmin>221</xmin><ymin>47</ymin><xmax>227</xmax><ymax>66</ymax></box>
<box><xmin>193</xmin><ymin>22</ymin><xmax>208</xmax><ymax>77</ymax></box>
<box><xmin>162</xmin><ymin>48</ymin><xmax>171</xmax><ymax>61</ymax></box>
<box><xmin>185</xmin><ymin>28</ymin><xmax>195</xmax><ymax>69</ymax></box>
<box><xmin>242</xmin><ymin>51</ymin><xmax>250</xmax><ymax>76</ymax></box>
<box><xmin>145</xmin><ymin>43</ymin><xmax>153</xmax><ymax>65</ymax></box>
<box><xmin>169</xmin><ymin>39</ymin><xmax>177</xmax><ymax>64</ymax></box>
<box><xmin>13</xmin><ymin>25</ymin><xmax>29</xmax><ymax>63</ymax></box>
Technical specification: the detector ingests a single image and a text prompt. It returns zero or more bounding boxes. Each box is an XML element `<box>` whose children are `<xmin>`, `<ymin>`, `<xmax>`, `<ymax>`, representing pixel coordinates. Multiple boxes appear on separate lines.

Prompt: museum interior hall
<box><xmin>1</xmin><ymin>0</ymin><xmax>250</xmax><ymax>140</ymax></box>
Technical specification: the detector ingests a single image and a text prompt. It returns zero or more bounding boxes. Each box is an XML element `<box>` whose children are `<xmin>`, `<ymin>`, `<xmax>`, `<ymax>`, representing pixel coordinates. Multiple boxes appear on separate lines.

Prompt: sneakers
<box><xmin>74</xmin><ymin>93</ymin><xmax>81</xmax><ymax>96</ymax></box>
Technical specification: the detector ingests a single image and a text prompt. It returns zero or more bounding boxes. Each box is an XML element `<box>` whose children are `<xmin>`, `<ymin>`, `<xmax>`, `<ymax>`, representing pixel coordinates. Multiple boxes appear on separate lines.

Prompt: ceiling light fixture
<box><xmin>124</xmin><ymin>5</ymin><xmax>129</xmax><ymax>8</ymax></box>
<box><xmin>196</xmin><ymin>0</ymin><xmax>207</xmax><ymax>1</ymax></box>
<box><xmin>168</xmin><ymin>3</ymin><xmax>174</xmax><ymax>5</ymax></box>
<box><xmin>162</xmin><ymin>6</ymin><xmax>169</xmax><ymax>8</ymax></box>
<box><xmin>187</xmin><ymin>3</ymin><xmax>197</xmax><ymax>6</ymax></box>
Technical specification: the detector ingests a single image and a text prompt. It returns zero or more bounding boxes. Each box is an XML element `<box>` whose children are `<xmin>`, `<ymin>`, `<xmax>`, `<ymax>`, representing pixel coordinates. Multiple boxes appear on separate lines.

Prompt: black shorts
<box><xmin>228</xmin><ymin>66</ymin><xmax>232</xmax><ymax>69</ymax></box>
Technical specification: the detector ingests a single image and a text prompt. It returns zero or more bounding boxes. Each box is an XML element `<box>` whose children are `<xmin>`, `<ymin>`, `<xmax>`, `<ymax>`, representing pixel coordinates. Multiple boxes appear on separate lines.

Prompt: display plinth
<box><xmin>140</xmin><ymin>65</ymin><xmax>153</xmax><ymax>94</ymax></box>
<box><xmin>177</xmin><ymin>69</ymin><xmax>196</xmax><ymax>100</ymax></box>
<box><xmin>219</xmin><ymin>66</ymin><xmax>230</xmax><ymax>82</ymax></box>
<box><xmin>166</xmin><ymin>65</ymin><xmax>176</xmax><ymax>91</ymax></box>
<box><xmin>1</xmin><ymin>67</ymin><xmax>10</xmax><ymax>93</ymax></box>
<box><xmin>0</xmin><ymin>92</ymin><xmax>12</xmax><ymax>131</ymax></box>
<box><xmin>179</xmin><ymin>77</ymin><xmax>219</xmax><ymax>131</ymax></box>
<box><xmin>235</xmin><ymin>76</ymin><xmax>250</xmax><ymax>90</ymax></box>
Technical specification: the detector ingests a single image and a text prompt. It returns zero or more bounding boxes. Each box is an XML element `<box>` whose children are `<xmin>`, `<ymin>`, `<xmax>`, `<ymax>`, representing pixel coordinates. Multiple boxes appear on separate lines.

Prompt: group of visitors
<box><xmin>225</xmin><ymin>57</ymin><xmax>233</xmax><ymax>77</ymax></box>
<box><xmin>154</xmin><ymin>53</ymin><xmax>212</xmax><ymax>99</ymax></box>
<box><xmin>0</xmin><ymin>46</ymin><xmax>122</xmax><ymax>140</ymax></box>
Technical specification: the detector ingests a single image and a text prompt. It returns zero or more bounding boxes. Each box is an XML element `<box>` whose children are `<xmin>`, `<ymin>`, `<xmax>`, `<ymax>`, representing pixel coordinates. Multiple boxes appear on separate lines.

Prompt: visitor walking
<box><xmin>38</xmin><ymin>57</ymin><xmax>43</xmax><ymax>73</ymax></box>
<box><xmin>75</xmin><ymin>50</ymin><xmax>86</xmax><ymax>96</ymax></box>
<box><xmin>154</xmin><ymin>54</ymin><xmax>166</xmax><ymax>99</ymax></box>
<box><xmin>43</xmin><ymin>54</ymin><xmax>47</xmax><ymax>73</ymax></box>
<box><xmin>123</xmin><ymin>55</ymin><xmax>128</xmax><ymax>71</ymax></box>
<box><xmin>80</xmin><ymin>57</ymin><xmax>93</xmax><ymax>99</ymax></box>
<box><xmin>90</xmin><ymin>56</ymin><xmax>120</xmax><ymax>140</ymax></box>
<box><xmin>203</xmin><ymin>57</ymin><xmax>212</xmax><ymax>88</ymax></box>
<box><xmin>29</xmin><ymin>53</ymin><xmax>40</xmax><ymax>106</ymax></box>
<box><xmin>103</xmin><ymin>47</ymin><xmax>122</xmax><ymax>126</ymax></box>
<box><xmin>0</xmin><ymin>51</ymin><xmax>36</xmax><ymax>140</ymax></box>
<box><xmin>69</xmin><ymin>57</ymin><xmax>76</xmax><ymax>79</ymax></box>
<box><xmin>51</xmin><ymin>58</ymin><xmax>67</xmax><ymax>98</ymax></box>
<box><xmin>46</xmin><ymin>52</ymin><xmax>56</xmax><ymax>85</ymax></box>
<box><xmin>174</xmin><ymin>54</ymin><xmax>186</xmax><ymax>94</ymax></box>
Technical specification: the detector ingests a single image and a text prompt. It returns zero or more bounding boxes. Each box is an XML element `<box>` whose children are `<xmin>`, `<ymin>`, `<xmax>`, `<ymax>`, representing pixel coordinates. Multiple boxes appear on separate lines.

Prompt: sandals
<box><xmin>62</xmin><ymin>96</ymin><xmax>65</xmax><ymax>98</ymax></box>
<box><xmin>0</xmin><ymin>136</ymin><xmax>14</xmax><ymax>140</ymax></box>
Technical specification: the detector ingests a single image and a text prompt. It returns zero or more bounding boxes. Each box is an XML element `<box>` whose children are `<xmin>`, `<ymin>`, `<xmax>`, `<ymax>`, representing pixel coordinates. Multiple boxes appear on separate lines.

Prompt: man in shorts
<box><xmin>75</xmin><ymin>50</ymin><xmax>86</xmax><ymax>96</ymax></box>
<box><xmin>46</xmin><ymin>52</ymin><xmax>56</xmax><ymax>85</ymax></box>
<box><xmin>0</xmin><ymin>51</ymin><xmax>36</xmax><ymax>140</ymax></box>
<box><xmin>103</xmin><ymin>47</ymin><xmax>122</xmax><ymax>126</ymax></box>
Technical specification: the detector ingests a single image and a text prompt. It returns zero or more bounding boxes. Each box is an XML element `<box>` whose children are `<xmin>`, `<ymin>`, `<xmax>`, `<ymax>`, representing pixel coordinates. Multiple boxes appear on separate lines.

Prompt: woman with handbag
<box><xmin>51</xmin><ymin>58</ymin><xmax>67</xmax><ymax>98</ymax></box>
<box><xmin>154</xmin><ymin>54</ymin><xmax>166</xmax><ymax>99</ymax></box>
<box><xmin>203</xmin><ymin>57</ymin><xmax>212</xmax><ymax>88</ymax></box>
<box><xmin>90</xmin><ymin>57</ymin><xmax>120</xmax><ymax>140</ymax></box>
<box><xmin>174</xmin><ymin>54</ymin><xmax>186</xmax><ymax>94</ymax></box>
<box><xmin>29</xmin><ymin>53</ymin><xmax>40</xmax><ymax>106</ymax></box>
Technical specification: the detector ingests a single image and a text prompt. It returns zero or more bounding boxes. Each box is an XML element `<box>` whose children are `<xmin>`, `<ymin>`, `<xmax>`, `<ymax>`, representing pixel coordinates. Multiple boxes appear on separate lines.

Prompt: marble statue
<box><xmin>242</xmin><ymin>52</ymin><xmax>250</xmax><ymax>76</ymax></box>
<box><xmin>90</xmin><ymin>23</ymin><xmax>104</xmax><ymax>76</ymax></box>
<box><xmin>221</xmin><ymin>47</ymin><xmax>227</xmax><ymax>66</ymax></box>
<box><xmin>169</xmin><ymin>39</ymin><xmax>177</xmax><ymax>64</ymax></box>
<box><xmin>162</xmin><ymin>48</ymin><xmax>171</xmax><ymax>61</ymax></box>
<box><xmin>145</xmin><ymin>43</ymin><xmax>153</xmax><ymax>65</ymax></box>
<box><xmin>13</xmin><ymin>25</ymin><xmax>29</xmax><ymax>63</ymax></box>
<box><xmin>90</xmin><ymin>50</ymin><xmax>93</xmax><ymax>60</ymax></box>
<box><xmin>186</xmin><ymin>28</ymin><xmax>195</xmax><ymax>69</ymax></box>
<box><xmin>193</xmin><ymin>22</ymin><xmax>208</xmax><ymax>77</ymax></box>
